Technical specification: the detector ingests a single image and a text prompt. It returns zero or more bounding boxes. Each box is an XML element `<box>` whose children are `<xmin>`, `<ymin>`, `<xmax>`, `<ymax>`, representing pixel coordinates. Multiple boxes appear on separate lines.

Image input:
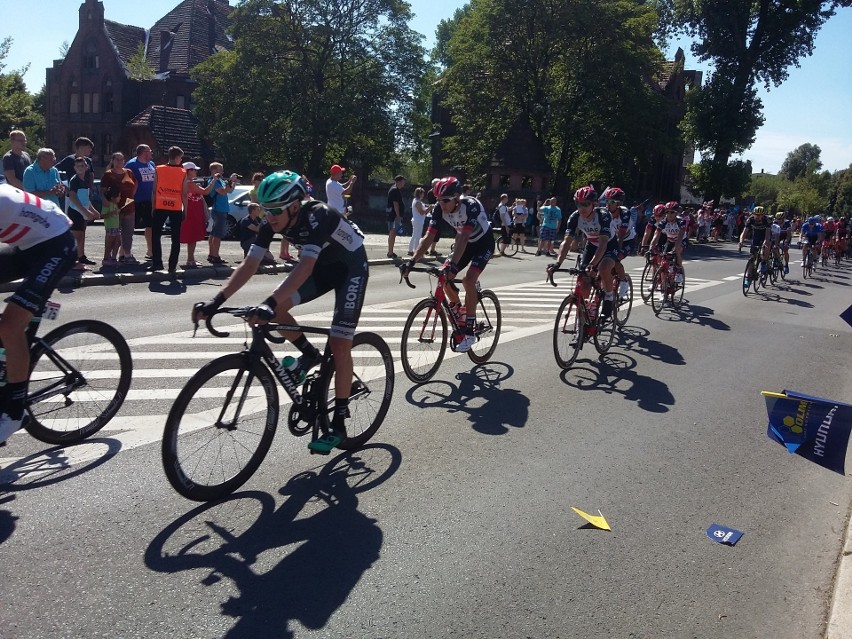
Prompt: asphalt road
<box><xmin>1</xmin><ymin>243</ymin><xmax>851</xmax><ymax>639</ymax></box>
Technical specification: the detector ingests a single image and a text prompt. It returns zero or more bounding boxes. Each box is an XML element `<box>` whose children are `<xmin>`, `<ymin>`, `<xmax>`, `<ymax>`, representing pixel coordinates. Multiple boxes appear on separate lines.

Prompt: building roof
<box><xmin>128</xmin><ymin>106</ymin><xmax>207</xmax><ymax>159</ymax></box>
<box><xmin>103</xmin><ymin>20</ymin><xmax>147</xmax><ymax>67</ymax></box>
<box><xmin>147</xmin><ymin>0</ymin><xmax>234</xmax><ymax>75</ymax></box>
<box><xmin>489</xmin><ymin>117</ymin><xmax>552</xmax><ymax>175</ymax></box>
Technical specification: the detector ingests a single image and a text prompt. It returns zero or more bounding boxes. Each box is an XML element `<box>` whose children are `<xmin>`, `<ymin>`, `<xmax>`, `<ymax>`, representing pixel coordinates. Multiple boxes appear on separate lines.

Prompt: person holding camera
<box><xmin>207</xmin><ymin>161</ymin><xmax>240</xmax><ymax>265</ymax></box>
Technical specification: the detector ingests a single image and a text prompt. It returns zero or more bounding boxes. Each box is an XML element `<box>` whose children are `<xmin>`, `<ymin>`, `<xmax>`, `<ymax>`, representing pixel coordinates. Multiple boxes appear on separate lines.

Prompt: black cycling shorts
<box><xmin>0</xmin><ymin>229</ymin><xmax>77</xmax><ymax>315</ymax></box>
<box><xmin>291</xmin><ymin>246</ymin><xmax>369</xmax><ymax>340</ymax></box>
<box><xmin>456</xmin><ymin>231</ymin><xmax>495</xmax><ymax>273</ymax></box>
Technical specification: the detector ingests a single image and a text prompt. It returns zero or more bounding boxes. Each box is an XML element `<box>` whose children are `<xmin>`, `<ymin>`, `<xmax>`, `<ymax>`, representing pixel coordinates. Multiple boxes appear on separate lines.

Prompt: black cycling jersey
<box><xmin>744</xmin><ymin>214</ymin><xmax>772</xmax><ymax>242</ymax></box>
<box><xmin>426</xmin><ymin>196</ymin><xmax>490</xmax><ymax>242</ymax></box>
<box><xmin>565</xmin><ymin>208</ymin><xmax>613</xmax><ymax>247</ymax></box>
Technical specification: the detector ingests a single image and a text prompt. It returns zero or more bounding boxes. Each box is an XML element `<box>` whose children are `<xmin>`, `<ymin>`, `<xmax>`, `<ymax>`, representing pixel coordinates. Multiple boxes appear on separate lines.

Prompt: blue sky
<box><xmin>3</xmin><ymin>1</ymin><xmax>850</xmax><ymax>173</ymax></box>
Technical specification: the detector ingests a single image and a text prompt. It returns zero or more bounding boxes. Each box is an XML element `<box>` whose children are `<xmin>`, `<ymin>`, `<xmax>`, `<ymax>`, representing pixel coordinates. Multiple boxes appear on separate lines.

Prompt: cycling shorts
<box><xmin>456</xmin><ymin>231</ymin><xmax>495</xmax><ymax>273</ymax></box>
<box><xmin>802</xmin><ymin>235</ymin><xmax>819</xmax><ymax>246</ymax></box>
<box><xmin>607</xmin><ymin>238</ymin><xmax>635</xmax><ymax>260</ymax></box>
<box><xmin>290</xmin><ymin>245</ymin><xmax>369</xmax><ymax>340</ymax></box>
<box><xmin>0</xmin><ymin>229</ymin><xmax>77</xmax><ymax>315</ymax></box>
<box><xmin>580</xmin><ymin>241</ymin><xmax>618</xmax><ymax>267</ymax></box>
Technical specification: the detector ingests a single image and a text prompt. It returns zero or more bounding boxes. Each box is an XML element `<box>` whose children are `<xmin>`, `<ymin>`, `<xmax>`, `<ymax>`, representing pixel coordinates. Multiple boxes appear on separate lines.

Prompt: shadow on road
<box><xmin>145</xmin><ymin>445</ymin><xmax>401</xmax><ymax>638</ymax></box>
<box><xmin>619</xmin><ymin>326</ymin><xmax>687</xmax><ymax>364</ymax></box>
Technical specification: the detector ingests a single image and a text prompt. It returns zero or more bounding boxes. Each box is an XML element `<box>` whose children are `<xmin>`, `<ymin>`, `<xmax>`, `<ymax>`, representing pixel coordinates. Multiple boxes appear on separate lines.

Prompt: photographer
<box><xmin>207</xmin><ymin>161</ymin><xmax>240</xmax><ymax>264</ymax></box>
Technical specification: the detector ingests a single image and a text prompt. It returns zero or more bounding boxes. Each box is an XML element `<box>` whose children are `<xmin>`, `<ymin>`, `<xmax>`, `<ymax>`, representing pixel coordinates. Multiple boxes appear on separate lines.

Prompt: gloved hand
<box><xmin>246</xmin><ymin>303</ymin><xmax>276</xmax><ymax>324</ymax></box>
<box><xmin>399</xmin><ymin>259</ymin><xmax>414</xmax><ymax>277</ymax></box>
<box><xmin>192</xmin><ymin>292</ymin><xmax>225</xmax><ymax>323</ymax></box>
<box><xmin>442</xmin><ymin>259</ymin><xmax>459</xmax><ymax>280</ymax></box>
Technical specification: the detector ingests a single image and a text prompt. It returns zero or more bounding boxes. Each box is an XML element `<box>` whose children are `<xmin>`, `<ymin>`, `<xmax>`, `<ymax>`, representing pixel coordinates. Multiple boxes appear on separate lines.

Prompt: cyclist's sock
<box><xmin>465</xmin><ymin>315</ymin><xmax>476</xmax><ymax>334</ymax></box>
<box><xmin>5</xmin><ymin>381</ymin><xmax>26</xmax><ymax>420</ymax></box>
<box><xmin>331</xmin><ymin>398</ymin><xmax>349</xmax><ymax>436</ymax></box>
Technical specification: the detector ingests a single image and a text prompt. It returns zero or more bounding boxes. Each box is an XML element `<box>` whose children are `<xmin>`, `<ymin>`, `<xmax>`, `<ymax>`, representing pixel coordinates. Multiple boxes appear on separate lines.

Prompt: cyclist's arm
<box><xmin>552</xmin><ymin>235</ymin><xmax>577</xmax><ymax>266</ymax></box>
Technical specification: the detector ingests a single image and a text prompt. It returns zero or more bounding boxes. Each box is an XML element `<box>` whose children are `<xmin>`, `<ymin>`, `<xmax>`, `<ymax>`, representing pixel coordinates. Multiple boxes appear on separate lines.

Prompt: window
<box><xmin>104</xmin><ymin>92</ymin><xmax>114</xmax><ymax>113</ymax></box>
<box><xmin>499</xmin><ymin>175</ymin><xmax>511</xmax><ymax>189</ymax></box>
<box><xmin>83</xmin><ymin>93</ymin><xmax>91</xmax><ymax>113</ymax></box>
<box><xmin>83</xmin><ymin>43</ymin><xmax>99</xmax><ymax>70</ymax></box>
<box><xmin>521</xmin><ymin>175</ymin><xmax>533</xmax><ymax>189</ymax></box>
<box><xmin>176</xmin><ymin>95</ymin><xmax>185</xmax><ymax>108</ymax></box>
<box><xmin>92</xmin><ymin>93</ymin><xmax>100</xmax><ymax>113</ymax></box>
<box><xmin>70</xmin><ymin>93</ymin><xmax>80</xmax><ymax>113</ymax></box>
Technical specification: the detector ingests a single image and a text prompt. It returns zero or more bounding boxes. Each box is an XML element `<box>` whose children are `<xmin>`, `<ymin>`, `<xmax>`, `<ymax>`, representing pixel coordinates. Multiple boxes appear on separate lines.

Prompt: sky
<box><xmin>3</xmin><ymin>1</ymin><xmax>850</xmax><ymax>174</ymax></box>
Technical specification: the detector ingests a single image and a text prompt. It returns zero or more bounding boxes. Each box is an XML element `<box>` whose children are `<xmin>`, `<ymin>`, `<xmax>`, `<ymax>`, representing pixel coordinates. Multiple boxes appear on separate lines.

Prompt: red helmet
<box><xmin>574</xmin><ymin>186</ymin><xmax>598</xmax><ymax>203</ymax></box>
<box><xmin>653</xmin><ymin>204</ymin><xmax>666</xmax><ymax>217</ymax></box>
<box><xmin>433</xmin><ymin>176</ymin><xmax>462</xmax><ymax>198</ymax></box>
<box><xmin>603</xmin><ymin>187</ymin><xmax>624</xmax><ymax>202</ymax></box>
<box><xmin>665</xmin><ymin>201</ymin><xmax>679</xmax><ymax>211</ymax></box>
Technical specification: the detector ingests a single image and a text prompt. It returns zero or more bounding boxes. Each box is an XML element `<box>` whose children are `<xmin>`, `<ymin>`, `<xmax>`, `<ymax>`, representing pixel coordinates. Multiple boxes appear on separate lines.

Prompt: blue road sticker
<box><xmin>706</xmin><ymin>524</ymin><xmax>744</xmax><ymax>546</ymax></box>
<box><xmin>841</xmin><ymin>303</ymin><xmax>852</xmax><ymax>329</ymax></box>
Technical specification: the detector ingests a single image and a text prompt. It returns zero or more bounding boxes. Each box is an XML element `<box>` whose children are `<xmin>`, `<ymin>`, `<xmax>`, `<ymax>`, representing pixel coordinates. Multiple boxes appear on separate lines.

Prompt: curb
<box><xmin>827</xmin><ymin>500</ymin><xmax>852</xmax><ymax>638</ymax></box>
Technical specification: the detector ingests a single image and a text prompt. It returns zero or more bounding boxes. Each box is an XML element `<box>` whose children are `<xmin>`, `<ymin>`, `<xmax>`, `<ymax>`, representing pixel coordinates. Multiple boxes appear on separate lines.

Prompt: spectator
<box><xmin>537</xmin><ymin>197</ymin><xmax>561</xmax><ymax>257</ymax></box>
<box><xmin>100</xmin><ymin>151</ymin><xmax>137</xmax><ymax>264</ymax></box>
<box><xmin>3</xmin><ymin>130</ymin><xmax>31</xmax><ymax>189</ymax></box>
<box><xmin>386</xmin><ymin>174</ymin><xmax>406</xmax><ymax>258</ymax></box>
<box><xmin>207</xmin><ymin>161</ymin><xmax>238</xmax><ymax>265</ymax></box>
<box><xmin>495</xmin><ymin>193</ymin><xmax>512</xmax><ymax>254</ymax></box>
<box><xmin>100</xmin><ymin>186</ymin><xmax>123</xmax><ymax>267</ymax></box>
<box><xmin>22</xmin><ymin>148</ymin><xmax>65</xmax><ymax>207</ymax></box>
<box><xmin>66</xmin><ymin>156</ymin><xmax>101</xmax><ymax>270</ymax></box>
<box><xmin>409</xmin><ymin>187</ymin><xmax>429</xmax><ymax>256</ymax></box>
<box><xmin>55</xmin><ymin>137</ymin><xmax>94</xmax><ymax>191</ymax></box>
<box><xmin>325</xmin><ymin>164</ymin><xmax>356</xmax><ymax>213</ymax></box>
<box><xmin>181</xmin><ymin>161</ymin><xmax>215</xmax><ymax>268</ymax></box>
<box><xmin>424</xmin><ymin>178</ymin><xmax>441</xmax><ymax>257</ymax></box>
<box><xmin>511</xmin><ymin>198</ymin><xmax>529</xmax><ymax>253</ymax></box>
<box><xmin>151</xmin><ymin>146</ymin><xmax>188</xmax><ymax>274</ymax></box>
<box><xmin>239</xmin><ymin>202</ymin><xmax>263</xmax><ymax>257</ymax></box>
<box><xmin>124</xmin><ymin>144</ymin><xmax>157</xmax><ymax>261</ymax></box>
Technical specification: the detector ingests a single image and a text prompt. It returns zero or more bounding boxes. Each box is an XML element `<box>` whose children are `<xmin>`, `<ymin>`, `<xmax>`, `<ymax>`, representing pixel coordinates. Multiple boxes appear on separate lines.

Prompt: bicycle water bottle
<box><xmin>0</xmin><ymin>347</ymin><xmax>6</xmax><ymax>388</ymax></box>
<box><xmin>281</xmin><ymin>355</ymin><xmax>304</xmax><ymax>383</ymax></box>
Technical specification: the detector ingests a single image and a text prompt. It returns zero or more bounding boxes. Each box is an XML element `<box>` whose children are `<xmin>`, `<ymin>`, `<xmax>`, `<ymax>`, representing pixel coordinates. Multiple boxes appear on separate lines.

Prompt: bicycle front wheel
<box><xmin>639</xmin><ymin>260</ymin><xmax>655</xmax><ymax>303</ymax></box>
<box><xmin>650</xmin><ymin>271</ymin><xmax>666</xmax><ymax>315</ymax></box>
<box><xmin>320</xmin><ymin>332</ymin><xmax>394</xmax><ymax>449</ymax></box>
<box><xmin>553</xmin><ymin>294</ymin><xmax>584</xmax><ymax>369</ymax></box>
<box><xmin>26</xmin><ymin>319</ymin><xmax>132</xmax><ymax>445</ymax></box>
<box><xmin>400</xmin><ymin>298</ymin><xmax>447</xmax><ymax>383</ymax></box>
<box><xmin>742</xmin><ymin>258</ymin><xmax>754</xmax><ymax>296</ymax></box>
<box><xmin>162</xmin><ymin>354</ymin><xmax>279</xmax><ymax>501</ymax></box>
<box><xmin>468</xmin><ymin>289</ymin><xmax>501</xmax><ymax>364</ymax></box>
<box><xmin>614</xmin><ymin>274</ymin><xmax>633</xmax><ymax>327</ymax></box>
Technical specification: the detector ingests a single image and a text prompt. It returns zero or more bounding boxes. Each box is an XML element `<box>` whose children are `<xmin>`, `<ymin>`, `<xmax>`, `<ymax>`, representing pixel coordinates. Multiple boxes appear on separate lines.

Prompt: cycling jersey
<box><xmin>800</xmin><ymin>222</ymin><xmax>823</xmax><ymax>242</ymax></box>
<box><xmin>744</xmin><ymin>214</ymin><xmax>772</xmax><ymax>244</ymax></box>
<box><xmin>0</xmin><ymin>184</ymin><xmax>72</xmax><ymax>250</ymax></box>
<box><xmin>655</xmin><ymin>216</ymin><xmax>686</xmax><ymax>242</ymax></box>
<box><xmin>777</xmin><ymin>219</ymin><xmax>792</xmax><ymax>241</ymax></box>
<box><xmin>565</xmin><ymin>207</ymin><xmax>613</xmax><ymax>247</ymax></box>
<box><xmin>427</xmin><ymin>196</ymin><xmax>491</xmax><ymax>242</ymax></box>
<box><xmin>608</xmin><ymin>205</ymin><xmax>637</xmax><ymax>243</ymax></box>
<box><xmin>825</xmin><ymin>222</ymin><xmax>836</xmax><ymax>236</ymax></box>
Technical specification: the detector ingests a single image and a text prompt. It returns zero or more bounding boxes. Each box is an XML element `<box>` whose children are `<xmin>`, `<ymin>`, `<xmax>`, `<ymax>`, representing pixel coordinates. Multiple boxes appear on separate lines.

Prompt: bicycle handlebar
<box><xmin>398</xmin><ymin>265</ymin><xmax>460</xmax><ymax>292</ymax></box>
<box><xmin>192</xmin><ymin>305</ymin><xmax>290</xmax><ymax>344</ymax></box>
<box><xmin>545</xmin><ymin>266</ymin><xmax>590</xmax><ymax>287</ymax></box>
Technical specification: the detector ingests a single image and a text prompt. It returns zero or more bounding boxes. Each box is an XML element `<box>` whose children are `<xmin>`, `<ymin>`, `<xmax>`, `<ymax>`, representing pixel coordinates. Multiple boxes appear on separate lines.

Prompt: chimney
<box><xmin>79</xmin><ymin>0</ymin><xmax>104</xmax><ymax>29</ymax></box>
<box><xmin>159</xmin><ymin>30</ymin><xmax>174</xmax><ymax>72</ymax></box>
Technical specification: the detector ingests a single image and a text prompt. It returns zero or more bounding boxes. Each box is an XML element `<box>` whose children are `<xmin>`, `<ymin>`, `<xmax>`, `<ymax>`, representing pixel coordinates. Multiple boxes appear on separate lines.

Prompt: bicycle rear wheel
<box><xmin>320</xmin><ymin>332</ymin><xmax>394</xmax><ymax>449</ymax></box>
<box><xmin>614</xmin><ymin>274</ymin><xmax>633</xmax><ymax>327</ymax></box>
<box><xmin>400</xmin><ymin>298</ymin><xmax>447</xmax><ymax>383</ymax></box>
<box><xmin>650</xmin><ymin>271</ymin><xmax>666</xmax><ymax>315</ymax></box>
<box><xmin>26</xmin><ymin>319</ymin><xmax>132</xmax><ymax>445</ymax></box>
<box><xmin>162</xmin><ymin>353</ymin><xmax>279</xmax><ymax>501</ymax></box>
<box><xmin>593</xmin><ymin>298</ymin><xmax>616</xmax><ymax>354</ymax></box>
<box><xmin>468</xmin><ymin>289</ymin><xmax>501</xmax><ymax>364</ymax></box>
<box><xmin>553</xmin><ymin>294</ymin><xmax>584</xmax><ymax>369</ymax></box>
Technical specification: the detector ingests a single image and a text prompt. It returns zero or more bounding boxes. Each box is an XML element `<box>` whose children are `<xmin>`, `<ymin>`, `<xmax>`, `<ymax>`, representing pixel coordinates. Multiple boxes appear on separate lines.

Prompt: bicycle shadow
<box><xmin>405</xmin><ymin>363</ymin><xmax>530</xmax><ymax>435</ymax></box>
<box><xmin>0</xmin><ymin>494</ymin><xmax>17</xmax><ymax>545</ymax></box>
<box><xmin>145</xmin><ymin>444</ymin><xmax>401</xmax><ymax>638</ymax></box>
<box><xmin>559</xmin><ymin>351</ymin><xmax>675</xmax><ymax>413</ymax></box>
<box><xmin>0</xmin><ymin>437</ymin><xmax>123</xmax><ymax>491</ymax></box>
<box><xmin>751</xmin><ymin>290</ymin><xmax>815</xmax><ymax>308</ymax></box>
<box><xmin>618</xmin><ymin>326</ymin><xmax>686</xmax><ymax>365</ymax></box>
<box><xmin>674</xmin><ymin>303</ymin><xmax>733</xmax><ymax>329</ymax></box>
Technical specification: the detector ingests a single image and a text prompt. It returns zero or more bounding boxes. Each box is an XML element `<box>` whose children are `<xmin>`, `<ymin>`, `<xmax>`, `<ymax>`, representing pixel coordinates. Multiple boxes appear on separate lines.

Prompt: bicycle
<box><xmin>742</xmin><ymin>246</ymin><xmax>766</xmax><ymax>295</ymax></box>
<box><xmin>801</xmin><ymin>244</ymin><xmax>815</xmax><ymax>279</ymax></box>
<box><xmin>1</xmin><ymin>300</ymin><xmax>132</xmax><ymax>446</ymax></box>
<box><xmin>399</xmin><ymin>265</ymin><xmax>501</xmax><ymax>383</ymax></box>
<box><xmin>547</xmin><ymin>266</ymin><xmax>617</xmax><ymax>370</ymax></box>
<box><xmin>649</xmin><ymin>251</ymin><xmax>685</xmax><ymax>314</ymax></box>
<box><xmin>161</xmin><ymin>307</ymin><xmax>394</xmax><ymax>501</ymax></box>
<box><xmin>639</xmin><ymin>248</ymin><xmax>662</xmax><ymax>303</ymax></box>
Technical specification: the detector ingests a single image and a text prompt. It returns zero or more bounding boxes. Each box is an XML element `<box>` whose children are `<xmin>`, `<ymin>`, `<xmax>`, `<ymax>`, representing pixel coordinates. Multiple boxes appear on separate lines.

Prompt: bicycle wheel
<box><xmin>26</xmin><ymin>319</ymin><xmax>132</xmax><ymax>445</ymax></box>
<box><xmin>754</xmin><ymin>260</ymin><xmax>764</xmax><ymax>293</ymax></box>
<box><xmin>742</xmin><ymin>258</ymin><xmax>754</xmax><ymax>296</ymax></box>
<box><xmin>320</xmin><ymin>332</ymin><xmax>394</xmax><ymax>450</ymax></box>
<box><xmin>650</xmin><ymin>270</ymin><xmax>666</xmax><ymax>315</ymax></box>
<box><xmin>639</xmin><ymin>260</ymin><xmax>655</xmax><ymax>303</ymax></box>
<box><xmin>593</xmin><ymin>298</ymin><xmax>616</xmax><ymax>355</ymax></box>
<box><xmin>553</xmin><ymin>294</ymin><xmax>584</xmax><ymax>369</ymax></box>
<box><xmin>400</xmin><ymin>298</ymin><xmax>447</xmax><ymax>383</ymax></box>
<box><xmin>162</xmin><ymin>353</ymin><xmax>279</xmax><ymax>501</ymax></box>
<box><xmin>672</xmin><ymin>266</ymin><xmax>686</xmax><ymax>309</ymax></box>
<box><xmin>468</xmin><ymin>289</ymin><xmax>501</xmax><ymax>364</ymax></box>
<box><xmin>614</xmin><ymin>274</ymin><xmax>633</xmax><ymax>327</ymax></box>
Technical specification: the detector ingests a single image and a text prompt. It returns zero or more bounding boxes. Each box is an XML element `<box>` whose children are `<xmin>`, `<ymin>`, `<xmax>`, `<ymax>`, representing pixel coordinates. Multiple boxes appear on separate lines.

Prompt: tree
<box><xmin>779</xmin><ymin>143</ymin><xmax>822</xmax><ymax>181</ymax></box>
<box><xmin>191</xmin><ymin>0</ymin><xmax>427</xmax><ymax>178</ymax></box>
<box><xmin>661</xmin><ymin>0</ymin><xmax>852</xmax><ymax>201</ymax></box>
<box><xmin>0</xmin><ymin>37</ymin><xmax>44</xmax><ymax>154</ymax></box>
<box><xmin>126</xmin><ymin>43</ymin><xmax>155</xmax><ymax>81</ymax></box>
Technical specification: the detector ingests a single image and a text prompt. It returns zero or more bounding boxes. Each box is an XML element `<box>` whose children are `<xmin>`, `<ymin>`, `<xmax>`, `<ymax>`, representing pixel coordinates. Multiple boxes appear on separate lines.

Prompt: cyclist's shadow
<box><xmin>145</xmin><ymin>445</ymin><xmax>401</xmax><ymax>638</ymax></box>
<box><xmin>405</xmin><ymin>363</ymin><xmax>530</xmax><ymax>435</ymax></box>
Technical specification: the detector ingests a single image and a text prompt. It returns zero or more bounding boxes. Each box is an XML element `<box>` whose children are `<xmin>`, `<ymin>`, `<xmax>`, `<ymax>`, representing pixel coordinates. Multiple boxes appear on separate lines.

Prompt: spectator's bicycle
<box><xmin>1</xmin><ymin>300</ymin><xmax>132</xmax><ymax>445</ymax></box>
<box><xmin>547</xmin><ymin>266</ymin><xmax>616</xmax><ymax>370</ymax></box>
<box><xmin>399</xmin><ymin>266</ymin><xmax>501</xmax><ymax>383</ymax></box>
<box><xmin>649</xmin><ymin>251</ymin><xmax>685</xmax><ymax>314</ymax></box>
<box><xmin>162</xmin><ymin>307</ymin><xmax>394</xmax><ymax>501</ymax></box>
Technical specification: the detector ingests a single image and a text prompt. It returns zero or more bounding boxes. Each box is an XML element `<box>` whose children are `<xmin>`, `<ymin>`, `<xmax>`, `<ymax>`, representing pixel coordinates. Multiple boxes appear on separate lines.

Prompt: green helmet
<box><xmin>256</xmin><ymin>170</ymin><xmax>306</xmax><ymax>210</ymax></box>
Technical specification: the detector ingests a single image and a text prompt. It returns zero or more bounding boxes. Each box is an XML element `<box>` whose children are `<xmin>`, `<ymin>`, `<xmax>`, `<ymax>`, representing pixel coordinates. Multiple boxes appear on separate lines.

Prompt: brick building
<box><xmin>44</xmin><ymin>0</ymin><xmax>233</xmax><ymax>173</ymax></box>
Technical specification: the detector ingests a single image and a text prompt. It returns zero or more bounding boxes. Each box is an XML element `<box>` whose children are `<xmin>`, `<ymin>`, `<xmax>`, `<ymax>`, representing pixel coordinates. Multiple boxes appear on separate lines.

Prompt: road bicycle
<box><xmin>639</xmin><ymin>248</ymin><xmax>662</xmax><ymax>303</ymax></box>
<box><xmin>547</xmin><ymin>266</ymin><xmax>617</xmax><ymax>370</ymax></box>
<box><xmin>399</xmin><ymin>265</ymin><xmax>501</xmax><ymax>383</ymax></box>
<box><xmin>801</xmin><ymin>244</ymin><xmax>815</xmax><ymax>279</ymax></box>
<box><xmin>649</xmin><ymin>251</ymin><xmax>685</xmax><ymax>314</ymax></box>
<box><xmin>162</xmin><ymin>307</ymin><xmax>394</xmax><ymax>501</ymax></box>
<box><xmin>1</xmin><ymin>300</ymin><xmax>132</xmax><ymax>446</ymax></box>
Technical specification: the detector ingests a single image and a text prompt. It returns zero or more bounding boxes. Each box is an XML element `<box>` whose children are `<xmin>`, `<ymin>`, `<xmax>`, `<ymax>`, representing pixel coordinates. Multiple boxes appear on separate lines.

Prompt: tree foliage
<box><xmin>126</xmin><ymin>43</ymin><xmax>155</xmax><ymax>81</ymax></box>
<box><xmin>779</xmin><ymin>143</ymin><xmax>822</xmax><ymax>181</ymax></box>
<box><xmin>660</xmin><ymin>0</ymin><xmax>851</xmax><ymax>201</ymax></box>
<box><xmin>437</xmin><ymin>0</ymin><xmax>673</xmax><ymax>195</ymax></box>
<box><xmin>0</xmin><ymin>37</ymin><xmax>44</xmax><ymax>155</ymax></box>
<box><xmin>191</xmin><ymin>0</ymin><xmax>427</xmax><ymax>177</ymax></box>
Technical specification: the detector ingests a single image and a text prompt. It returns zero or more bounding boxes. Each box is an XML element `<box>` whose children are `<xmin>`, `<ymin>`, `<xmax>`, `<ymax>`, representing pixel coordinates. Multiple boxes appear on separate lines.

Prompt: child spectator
<box><xmin>239</xmin><ymin>202</ymin><xmax>262</xmax><ymax>257</ymax></box>
<box><xmin>67</xmin><ymin>156</ymin><xmax>100</xmax><ymax>270</ymax></box>
<box><xmin>100</xmin><ymin>187</ymin><xmax>123</xmax><ymax>267</ymax></box>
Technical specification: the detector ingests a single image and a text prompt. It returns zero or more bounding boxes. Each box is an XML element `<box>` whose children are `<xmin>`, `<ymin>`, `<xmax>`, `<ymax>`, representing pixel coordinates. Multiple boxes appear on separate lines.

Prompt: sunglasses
<box><xmin>262</xmin><ymin>206</ymin><xmax>286</xmax><ymax>216</ymax></box>
<box><xmin>438</xmin><ymin>197</ymin><xmax>456</xmax><ymax>203</ymax></box>
<box><xmin>577</xmin><ymin>201</ymin><xmax>594</xmax><ymax>208</ymax></box>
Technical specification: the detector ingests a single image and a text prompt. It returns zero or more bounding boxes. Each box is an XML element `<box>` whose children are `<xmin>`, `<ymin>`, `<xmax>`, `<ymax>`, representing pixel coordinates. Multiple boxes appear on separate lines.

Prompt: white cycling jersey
<box><xmin>0</xmin><ymin>184</ymin><xmax>71</xmax><ymax>251</ymax></box>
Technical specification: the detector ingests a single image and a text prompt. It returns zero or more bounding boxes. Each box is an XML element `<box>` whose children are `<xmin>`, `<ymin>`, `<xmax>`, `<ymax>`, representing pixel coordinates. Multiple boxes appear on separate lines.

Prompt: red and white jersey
<box><xmin>0</xmin><ymin>184</ymin><xmax>71</xmax><ymax>250</ymax></box>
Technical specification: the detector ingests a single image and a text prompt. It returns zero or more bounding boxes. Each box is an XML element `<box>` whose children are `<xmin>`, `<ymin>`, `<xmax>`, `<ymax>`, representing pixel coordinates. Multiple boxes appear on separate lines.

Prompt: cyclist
<box><xmin>640</xmin><ymin>204</ymin><xmax>667</xmax><ymax>252</ymax></box>
<box><xmin>836</xmin><ymin>217</ymin><xmax>848</xmax><ymax>259</ymax></box>
<box><xmin>774</xmin><ymin>211</ymin><xmax>792</xmax><ymax>275</ymax></box>
<box><xmin>193</xmin><ymin>171</ymin><xmax>368</xmax><ymax>454</ymax></box>
<box><xmin>401</xmin><ymin>176</ymin><xmax>494</xmax><ymax>353</ymax></box>
<box><xmin>824</xmin><ymin>216</ymin><xmax>837</xmax><ymax>261</ymax></box>
<box><xmin>739</xmin><ymin>206</ymin><xmax>773</xmax><ymax>286</ymax></box>
<box><xmin>601</xmin><ymin>186</ymin><xmax>635</xmax><ymax>299</ymax></box>
<box><xmin>648</xmin><ymin>201</ymin><xmax>686</xmax><ymax>281</ymax></box>
<box><xmin>548</xmin><ymin>186</ymin><xmax>617</xmax><ymax>319</ymax></box>
<box><xmin>0</xmin><ymin>184</ymin><xmax>78</xmax><ymax>444</ymax></box>
<box><xmin>799</xmin><ymin>216</ymin><xmax>824</xmax><ymax>269</ymax></box>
